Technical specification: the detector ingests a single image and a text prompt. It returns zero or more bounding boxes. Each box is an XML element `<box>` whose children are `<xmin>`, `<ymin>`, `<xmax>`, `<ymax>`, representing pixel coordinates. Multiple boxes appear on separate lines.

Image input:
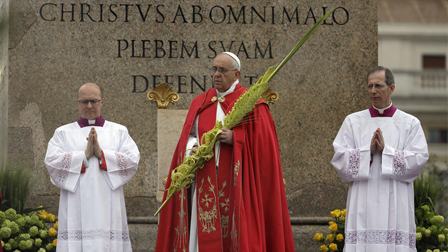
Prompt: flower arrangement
<box><xmin>0</xmin><ymin>207</ymin><xmax>58</xmax><ymax>251</ymax></box>
<box><xmin>415</xmin><ymin>204</ymin><xmax>448</xmax><ymax>252</ymax></box>
<box><xmin>314</xmin><ymin>209</ymin><xmax>346</xmax><ymax>252</ymax></box>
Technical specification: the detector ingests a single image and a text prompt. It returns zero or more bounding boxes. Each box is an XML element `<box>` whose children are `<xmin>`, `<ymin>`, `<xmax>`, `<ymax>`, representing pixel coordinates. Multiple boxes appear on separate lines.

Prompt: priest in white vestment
<box><xmin>331</xmin><ymin>66</ymin><xmax>428</xmax><ymax>252</ymax></box>
<box><xmin>45</xmin><ymin>83</ymin><xmax>139</xmax><ymax>252</ymax></box>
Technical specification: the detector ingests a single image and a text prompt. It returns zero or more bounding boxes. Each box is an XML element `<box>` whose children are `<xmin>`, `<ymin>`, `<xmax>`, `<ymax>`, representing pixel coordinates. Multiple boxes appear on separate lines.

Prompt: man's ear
<box><xmin>234</xmin><ymin>70</ymin><xmax>241</xmax><ymax>80</ymax></box>
<box><xmin>389</xmin><ymin>84</ymin><xmax>395</xmax><ymax>94</ymax></box>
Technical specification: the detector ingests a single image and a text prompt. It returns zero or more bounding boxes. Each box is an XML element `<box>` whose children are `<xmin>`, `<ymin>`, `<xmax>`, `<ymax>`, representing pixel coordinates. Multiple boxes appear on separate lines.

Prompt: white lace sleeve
<box><xmin>381</xmin><ymin>118</ymin><xmax>428</xmax><ymax>182</ymax></box>
<box><xmin>331</xmin><ymin>117</ymin><xmax>371</xmax><ymax>183</ymax></box>
<box><xmin>102</xmin><ymin>127</ymin><xmax>140</xmax><ymax>190</ymax></box>
<box><xmin>45</xmin><ymin>129</ymin><xmax>84</xmax><ymax>193</ymax></box>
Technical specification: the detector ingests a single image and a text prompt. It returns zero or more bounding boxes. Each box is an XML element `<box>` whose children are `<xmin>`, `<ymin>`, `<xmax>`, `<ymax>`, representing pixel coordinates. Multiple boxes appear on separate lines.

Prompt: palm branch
<box><xmin>155</xmin><ymin>8</ymin><xmax>335</xmax><ymax>216</ymax></box>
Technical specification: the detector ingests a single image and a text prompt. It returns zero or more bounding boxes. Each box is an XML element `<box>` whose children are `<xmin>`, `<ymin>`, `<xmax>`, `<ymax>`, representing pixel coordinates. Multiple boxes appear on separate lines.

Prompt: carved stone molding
<box><xmin>261</xmin><ymin>87</ymin><xmax>279</xmax><ymax>104</ymax></box>
<box><xmin>147</xmin><ymin>83</ymin><xmax>179</xmax><ymax>109</ymax></box>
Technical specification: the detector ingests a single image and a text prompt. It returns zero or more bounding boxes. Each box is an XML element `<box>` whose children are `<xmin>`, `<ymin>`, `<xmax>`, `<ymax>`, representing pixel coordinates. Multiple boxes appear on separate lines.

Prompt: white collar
<box><xmin>216</xmin><ymin>80</ymin><xmax>239</xmax><ymax>99</ymax></box>
<box><xmin>373</xmin><ymin>101</ymin><xmax>392</xmax><ymax>114</ymax></box>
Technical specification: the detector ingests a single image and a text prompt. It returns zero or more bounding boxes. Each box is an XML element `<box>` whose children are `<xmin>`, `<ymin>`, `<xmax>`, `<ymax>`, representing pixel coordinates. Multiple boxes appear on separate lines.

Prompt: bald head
<box><xmin>77</xmin><ymin>83</ymin><xmax>103</xmax><ymax>99</ymax></box>
<box><xmin>77</xmin><ymin>83</ymin><xmax>105</xmax><ymax>120</ymax></box>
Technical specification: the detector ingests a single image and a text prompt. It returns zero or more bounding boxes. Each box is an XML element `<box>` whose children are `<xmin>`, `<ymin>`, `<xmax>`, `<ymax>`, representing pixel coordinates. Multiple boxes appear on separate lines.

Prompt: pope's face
<box><xmin>368</xmin><ymin>70</ymin><xmax>395</xmax><ymax>109</ymax></box>
<box><xmin>77</xmin><ymin>83</ymin><xmax>104</xmax><ymax>120</ymax></box>
<box><xmin>213</xmin><ymin>54</ymin><xmax>241</xmax><ymax>92</ymax></box>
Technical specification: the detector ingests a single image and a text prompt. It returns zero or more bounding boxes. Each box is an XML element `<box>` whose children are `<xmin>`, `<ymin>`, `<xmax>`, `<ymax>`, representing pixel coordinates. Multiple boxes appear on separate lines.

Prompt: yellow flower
<box><xmin>53</xmin><ymin>239</ymin><xmax>57</xmax><ymax>247</ymax></box>
<box><xmin>314</xmin><ymin>233</ymin><xmax>324</xmax><ymax>242</ymax></box>
<box><xmin>336</xmin><ymin>233</ymin><xmax>344</xmax><ymax>242</ymax></box>
<box><xmin>320</xmin><ymin>245</ymin><xmax>329</xmax><ymax>252</ymax></box>
<box><xmin>326</xmin><ymin>234</ymin><xmax>335</xmax><ymax>242</ymax></box>
<box><xmin>49</xmin><ymin>228</ymin><xmax>57</xmax><ymax>237</ymax></box>
<box><xmin>331</xmin><ymin>209</ymin><xmax>342</xmax><ymax>218</ymax></box>
<box><xmin>341</xmin><ymin>215</ymin><xmax>345</xmax><ymax>221</ymax></box>
<box><xmin>329</xmin><ymin>243</ymin><xmax>338</xmax><ymax>251</ymax></box>
<box><xmin>329</xmin><ymin>223</ymin><xmax>338</xmax><ymax>232</ymax></box>
<box><xmin>329</xmin><ymin>221</ymin><xmax>336</xmax><ymax>226</ymax></box>
<box><xmin>330</xmin><ymin>211</ymin><xmax>337</xmax><ymax>218</ymax></box>
<box><xmin>47</xmin><ymin>214</ymin><xmax>56</xmax><ymax>223</ymax></box>
<box><xmin>342</xmin><ymin>209</ymin><xmax>346</xmax><ymax>216</ymax></box>
<box><xmin>54</xmin><ymin>221</ymin><xmax>58</xmax><ymax>229</ymax></box>
<box><xmin>39</xmin><ymin>212</ymin><xmax>48</xmax><ymax>220</ymax></box>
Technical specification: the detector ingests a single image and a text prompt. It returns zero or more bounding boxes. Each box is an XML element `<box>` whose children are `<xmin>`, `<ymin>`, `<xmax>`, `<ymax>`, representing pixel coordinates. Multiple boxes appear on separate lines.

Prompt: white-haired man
<box><xmin>155</xmin><ymin>53</ymin><xmax>295</xmax><ymax>251</ymax></box>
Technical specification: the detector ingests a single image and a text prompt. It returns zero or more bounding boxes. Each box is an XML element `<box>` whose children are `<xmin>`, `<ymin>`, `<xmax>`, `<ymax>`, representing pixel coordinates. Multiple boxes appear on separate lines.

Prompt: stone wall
<box><xmin>7</xmin><ymin>1</ymin><xmax>377</xmax><ymax>251</ymax></box>
<box><xmin>0</xmin><ymin>0</ymin><xmax>8</xmax><ymax>166</ymax></box>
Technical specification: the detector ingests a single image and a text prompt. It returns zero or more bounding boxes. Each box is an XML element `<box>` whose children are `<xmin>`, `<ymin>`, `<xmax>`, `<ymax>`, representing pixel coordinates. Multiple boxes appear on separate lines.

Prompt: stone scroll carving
<box><xmin>261</xmin><ymin>87</ymin><xmax>279</xmax><ymax>104</ymax></box>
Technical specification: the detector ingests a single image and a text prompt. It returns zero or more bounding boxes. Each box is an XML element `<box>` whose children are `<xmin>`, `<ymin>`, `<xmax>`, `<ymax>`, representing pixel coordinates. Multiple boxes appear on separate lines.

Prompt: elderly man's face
<box><xmin>77</xmin><ymin>83</ymin><xmax>104</xmax><ymax>120</ymax></box>
<box><xmin>213</xmin><ymin>54</ymin><xmax>241</xmax><ymax>92</ymax></box>
<box><xmin>368</xmin><ymin>70</ymin><xmax>395</xmax><ymax>109</ymax></box>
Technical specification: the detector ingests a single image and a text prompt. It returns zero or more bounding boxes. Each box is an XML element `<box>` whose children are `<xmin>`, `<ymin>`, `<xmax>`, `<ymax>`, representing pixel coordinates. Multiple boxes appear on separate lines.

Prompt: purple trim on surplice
<box><xmin>77</xmin><ymin>115</ymin><xmax>105</xmax><ymax>128</ymax></box>
<box><xmin>369</xmin><ymin>104</ymin><xmax>397</xmax><ymax>118</ymax></box>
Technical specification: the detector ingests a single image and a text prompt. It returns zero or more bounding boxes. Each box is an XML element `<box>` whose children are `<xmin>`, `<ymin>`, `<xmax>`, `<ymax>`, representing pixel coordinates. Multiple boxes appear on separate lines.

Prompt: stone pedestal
<box><xmin>156</xmin><ymin>109</ymin><xmax>188</xmax><ymax>203</ymax></box>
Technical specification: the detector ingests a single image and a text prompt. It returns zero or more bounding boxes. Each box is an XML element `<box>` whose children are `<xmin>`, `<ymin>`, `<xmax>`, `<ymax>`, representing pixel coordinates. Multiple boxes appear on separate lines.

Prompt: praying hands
<box><xmin>370</xmin><ymin>128</ymin><xmax>385</xmax><ymax>154</ymax></box>
<box><xmin>85</xmin><ymin>127</ymin><xmax>102</xmax><ymax>159</ymax></box>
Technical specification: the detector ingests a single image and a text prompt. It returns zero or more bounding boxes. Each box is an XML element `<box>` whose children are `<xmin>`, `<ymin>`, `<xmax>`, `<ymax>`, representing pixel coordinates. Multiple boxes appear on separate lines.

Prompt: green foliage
<box><xmin>415</xmin><ymin>205</ymin><xmax>448</xmax><ymax>251</ymax></box>
<box><xmin>416</xmin><ymin>154</ymin><xmax>448</xmax><ymax>218</ymax></box>
<box><xmin>0</xmin><ymin>164</ymin><xmax>35</xmax><ymax>214</ymax></box>
<box><xmin>414</xmin><ymin>172</ymin><xmax>443</xmax><ymax>213</ymax></box>
<box><xmin>425</xmin><ymin>155</ymin><xmax>448</xmax><ymax>219</ymax></box>
<box><xmin>0</xmin><ymin>208</ymin><xmax>58</xmax><ymax>251</ymax></box>
<box><xmin>414</xmin><ymin>156</ymin><xmax>448</xmax><ymax>252</ymax></box>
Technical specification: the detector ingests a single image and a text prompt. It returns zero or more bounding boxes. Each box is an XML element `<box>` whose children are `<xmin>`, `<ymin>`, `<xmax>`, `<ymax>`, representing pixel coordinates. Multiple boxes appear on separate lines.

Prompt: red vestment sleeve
<box><xmin>99</xmin><ymin>151</ymin><xmax>107</xmax><ymax>171</ymax></box>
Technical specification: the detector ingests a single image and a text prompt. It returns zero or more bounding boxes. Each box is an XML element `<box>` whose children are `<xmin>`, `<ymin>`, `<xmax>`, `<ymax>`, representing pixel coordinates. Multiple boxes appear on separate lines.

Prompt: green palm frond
<box><xmin>155</xmin><ymin>9</ymin><xmax>335</xmax><ymax>216</ymax></box>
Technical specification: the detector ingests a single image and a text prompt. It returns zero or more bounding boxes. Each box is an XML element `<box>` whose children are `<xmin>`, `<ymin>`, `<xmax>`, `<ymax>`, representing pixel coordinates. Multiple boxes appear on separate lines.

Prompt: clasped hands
<box><xmin>190</xmin><ymin>128</ymin><xmax>233</xmax><ymax>155</ymax></box>
<box><xmin>371</xmin><ymin>128</ymin><xmax>384</xmax><ymax>155</ymax></box>
<box><xmin>85</xmin><ymin>128</ymin><xmax>102</xmax><ymax>159</ymax></box>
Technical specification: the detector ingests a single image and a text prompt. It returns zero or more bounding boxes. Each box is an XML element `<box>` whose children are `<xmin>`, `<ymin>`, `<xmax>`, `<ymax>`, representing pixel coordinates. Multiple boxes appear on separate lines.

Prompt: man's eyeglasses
<box><xmin>78</xmin><ymin>99</ymin><xmax>102</xmax><ymax>106</ymax></box>
<box><xmin>212</xmin><ymin>67</ymin><xmax>237</xmax><ymax>74</ymax></box>
<box><xmin>368</xmin><ymin>84</ymin><xmax>388</xmax><ymax>90</ymax></box>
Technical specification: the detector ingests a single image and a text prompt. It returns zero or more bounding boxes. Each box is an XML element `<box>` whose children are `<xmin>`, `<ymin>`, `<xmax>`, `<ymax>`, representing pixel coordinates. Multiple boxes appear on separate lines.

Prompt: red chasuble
<box><xmin>155</xmin><ymin>84</ymin><xmax>295</xmax><ymax>252</ymax></box>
